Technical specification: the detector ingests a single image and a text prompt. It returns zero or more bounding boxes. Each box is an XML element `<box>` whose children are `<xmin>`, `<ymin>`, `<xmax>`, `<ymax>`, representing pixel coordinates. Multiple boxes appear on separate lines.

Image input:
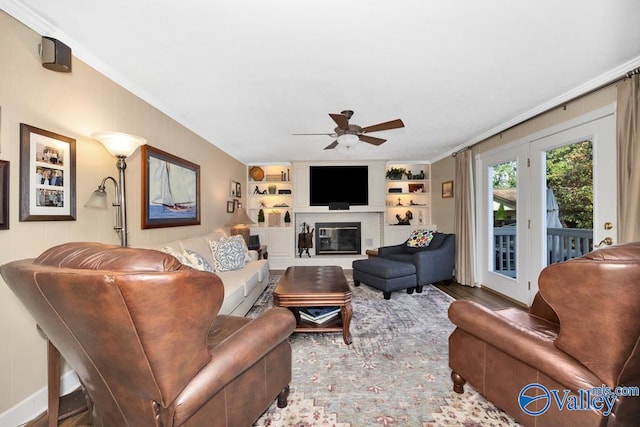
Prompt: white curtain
<box><xmin>453</xmin><ymin>149</ymin><xmax>477</xmax><ymax>286</ymax></box>
<box><xmin>617</xmin><ymin>74</ymin><xmax>640</xmax><ymax>242</ymax></box>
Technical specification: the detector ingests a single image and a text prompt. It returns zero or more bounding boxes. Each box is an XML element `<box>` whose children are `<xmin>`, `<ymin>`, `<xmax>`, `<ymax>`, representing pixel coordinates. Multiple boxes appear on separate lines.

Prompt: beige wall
<box><xmin>0</xmin><ymin>11</ymin><xmax>247</xmax><ymax>415</ymax></box>
<box><xmin>430</xmin><ymin>84</ymin><xmax>619</xmax><ymax>235</ymax></box>
<box><xmin>430</xmin><ymin>155</ymin><xmax>455</xmax><ymax>233</ymax></box>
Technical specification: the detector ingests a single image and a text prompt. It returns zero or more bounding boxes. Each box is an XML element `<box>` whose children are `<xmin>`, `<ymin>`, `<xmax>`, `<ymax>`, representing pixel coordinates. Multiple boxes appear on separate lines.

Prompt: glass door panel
<box><xmin>491</xmin><ymin>160</ymin><xmax>517</xmax><ymax>278</ymax></box>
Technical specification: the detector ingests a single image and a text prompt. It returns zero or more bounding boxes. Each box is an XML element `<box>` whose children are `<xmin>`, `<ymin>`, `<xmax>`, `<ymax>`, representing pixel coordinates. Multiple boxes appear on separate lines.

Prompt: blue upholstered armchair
<box><xmin>377</xmin><ymin>232</ymin><xmax>456</xmax><ymax>291</ymax></box>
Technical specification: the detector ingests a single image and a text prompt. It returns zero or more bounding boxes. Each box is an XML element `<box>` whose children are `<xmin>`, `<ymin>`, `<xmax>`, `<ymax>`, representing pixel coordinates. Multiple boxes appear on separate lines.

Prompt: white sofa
<box><xmin>145</xmin><ymin>231</ymin><xmax>270</xmax><ymax>316</ymax></box>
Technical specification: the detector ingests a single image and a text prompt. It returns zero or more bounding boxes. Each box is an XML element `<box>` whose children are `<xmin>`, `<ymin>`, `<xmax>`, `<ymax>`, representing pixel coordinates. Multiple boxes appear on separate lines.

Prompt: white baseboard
<box><xmin>0</xmin><ymin>371</ymin><xmax>80</xmax><ymax>427</ymax></box>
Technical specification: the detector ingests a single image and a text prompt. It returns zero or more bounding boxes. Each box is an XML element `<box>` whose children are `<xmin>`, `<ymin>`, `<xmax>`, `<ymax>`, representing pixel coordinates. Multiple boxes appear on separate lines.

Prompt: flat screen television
<box><xmin>309</xmin><ymin>165</ymin><xmax>368</xmax><ymax>207</ymax></box>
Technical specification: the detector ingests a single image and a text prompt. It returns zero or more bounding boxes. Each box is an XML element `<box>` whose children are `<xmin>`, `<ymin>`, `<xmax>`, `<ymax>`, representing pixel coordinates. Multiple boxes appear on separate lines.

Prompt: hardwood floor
<box><xmin>23</xmin><ymin>278</ymin><xmax>523</xmax><ymax>427</ymax></box>
<box><xmin>434</xmin><ymin>280</ymin><xmax>526</xmax><ymax>310</ymax></box>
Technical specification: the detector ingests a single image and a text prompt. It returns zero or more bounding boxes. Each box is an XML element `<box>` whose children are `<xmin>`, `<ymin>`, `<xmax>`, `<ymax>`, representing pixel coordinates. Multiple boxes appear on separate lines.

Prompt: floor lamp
<box><xmin>85</xmin><ymin>132</ymin><xmax>146</xmax><ymax>246</ymax></box>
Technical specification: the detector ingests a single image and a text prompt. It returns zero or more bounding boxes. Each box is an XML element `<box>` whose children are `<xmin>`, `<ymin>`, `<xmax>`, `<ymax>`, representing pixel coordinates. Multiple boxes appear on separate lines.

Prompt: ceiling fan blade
<box><xmin>293</xmin><ymin>133</ymin><xmax>336</xmax><ymax>136</ymax></box>
<box><xmin>324</xmin><ymin>140</ymin><xmax>339</xmax><ymax>150</ymax></box>
<box><xmin>360</xmin><ymin>119</ymin><xmax>405</xmax><ymax>133</ymax></box>
<box><xmin>329</xmin><ymin>113</ymin><xmax>350</xmax><ymax>130</ymax></box>
<box><xmin>358</xmin><ymin>135</ymin><xmax>386</xmax><ymax>146</ymax></box>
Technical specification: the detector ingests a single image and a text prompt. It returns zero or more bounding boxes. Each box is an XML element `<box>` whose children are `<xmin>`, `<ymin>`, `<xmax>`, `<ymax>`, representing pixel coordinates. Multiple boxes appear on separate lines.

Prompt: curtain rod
<box><xmin>627</xmin><ymin>67</ymin><xmax>640</xmax><ymax>78</ymax></box>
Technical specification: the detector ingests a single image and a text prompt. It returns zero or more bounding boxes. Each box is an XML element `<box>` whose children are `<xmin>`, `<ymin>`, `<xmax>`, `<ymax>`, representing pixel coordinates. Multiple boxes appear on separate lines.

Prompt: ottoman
<box><xmin>352</xmin><ymin>258</ymin><xmax>417</xmax><ymax>299</ymax></box>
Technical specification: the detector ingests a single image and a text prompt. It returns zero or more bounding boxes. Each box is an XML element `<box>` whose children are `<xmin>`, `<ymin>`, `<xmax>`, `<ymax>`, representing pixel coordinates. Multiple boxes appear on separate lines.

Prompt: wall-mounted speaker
<box><xmin>40</xmin><ymin>36</ymin><xmax>72</xmax><ymax>73</ymax></box>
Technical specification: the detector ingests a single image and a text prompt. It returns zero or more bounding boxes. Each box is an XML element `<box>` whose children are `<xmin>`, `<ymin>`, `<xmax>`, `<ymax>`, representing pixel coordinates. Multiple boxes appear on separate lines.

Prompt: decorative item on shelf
<box><xmin>386</xmin><ymin>167</ymin><xmax>408</xmax><ymax>180</ymax></box>
<box><xmin>259</xmin><ymin>200</ymin><xmax>267</xmax><ymax>208</ymax></box>
<box><xmin>412</xmin><ymin>170</ymin><xmax>426</xmax><ymax>180</ymax></box>
<box><xmin>278</xmin><ymin>189</ymin><xmax>291</xmax><ymax>194</ymax></box>
<box><xmin>267</xmin><ymin>210</ymin><xmax>281</xmax><ymax>227</ymax></box>
<box><xmin>418</xmin><ymin>211</ymin><xmax>424</xmax><ymax>225</ymax></box>
<box><xmin>409</xmin><ymin>183</ymin><xmax>424</xmax><ymax>193</ymax></box>
<box><xmin>249</xmin><ymin>166</ymin><xmax>264</xmax><ymax>181</ymax></box>
<box><xmin>257</xmin><ymin>208</ymin><xmax>265</xmax><ymax>226</ymax></box>
<box><xmin>273</xmin><ymin>203</ymin><xmax>289</xmax><ymax>207</ymax></box>
<box><xmin>396</xmin><ymin>197</ymin><xmax>403</xmax><ymax>206</ymax></box>
<box><xmin>225</xmin><ymin>207</ymin><xmax>255</xmax><ymax>245</ymax></box>
<box><xmin>284</xmin><ymin>211</ymin><xmax>291</xmax><ymax>226</ymax></box>
<box><xmin>253</xmin><ymin>185</ymin><xmax>267</xmax><ymax>195</ymax></box>
<box><xmin>266</xmin><ymin>174</ymin><xmax>281</xmax><ymax>181</ymax></box>
<box><xmin>268</xmin><ymin>184</ymin><xmax>277</xmax><ymax>194</ymax></box>
<box><xmin>388</xmin><ymin>187</ymin><xmax>402</xmax><ymax>193</ymax></box>
<box><xmin>395</xmin><ymin>210</ymin><xmax>413</xmax><ymax>225</ymax></box>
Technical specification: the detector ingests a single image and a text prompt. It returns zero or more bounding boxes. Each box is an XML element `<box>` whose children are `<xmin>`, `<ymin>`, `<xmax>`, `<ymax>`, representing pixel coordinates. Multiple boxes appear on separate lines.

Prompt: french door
<box><xmin>477</xmin><ymin>106</ymin><xmax>617</xmax><ymax>304</ymax></box>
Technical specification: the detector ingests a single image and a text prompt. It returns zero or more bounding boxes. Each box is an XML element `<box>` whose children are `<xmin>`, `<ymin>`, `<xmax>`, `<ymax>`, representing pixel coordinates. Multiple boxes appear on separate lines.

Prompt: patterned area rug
<box><xmin>248</xmin><ymin>274</ymin><xmax>521</xmax><ymax>426</ymax></box>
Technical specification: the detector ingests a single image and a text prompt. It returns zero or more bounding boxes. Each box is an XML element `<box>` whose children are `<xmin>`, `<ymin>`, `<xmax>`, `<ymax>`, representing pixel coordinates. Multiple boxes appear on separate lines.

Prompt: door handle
<box><xmin>595</xmin><ymin>237</ymin><xmax>613</xmax><ymax>248</ymax></box>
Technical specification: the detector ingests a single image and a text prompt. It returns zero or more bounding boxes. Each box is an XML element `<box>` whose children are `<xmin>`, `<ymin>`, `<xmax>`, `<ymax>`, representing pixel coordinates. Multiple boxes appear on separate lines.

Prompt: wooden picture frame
<box><xmin>142</xmin><ymin>145</ymin><xmax>200</xmax><ymax>228</ymax></box>
<box><xmin>441</xmin><ymin>180</ymin><xmax>453</xmax><ymax>198</ymax></box>
<box><xmin>19</xmin><ymin>124</ymin><xmax>76</xmax><ymax>221</ymax></box>
<box><xmin>0</xmin><ymin>160</ymin><xmax>9</xmax><ymax>229</ymax></box>
<box><xmin>227</xmin><ymin>200</ymin><xmax>235</xmax><ymax>213</ymax></box>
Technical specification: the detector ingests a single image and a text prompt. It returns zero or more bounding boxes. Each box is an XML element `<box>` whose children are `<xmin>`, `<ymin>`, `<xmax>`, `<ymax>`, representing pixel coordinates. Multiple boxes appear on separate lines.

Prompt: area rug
<box><xmin>248</xmin><ymin>274</ymin><xmax>521</xmax><ymax>426</ymax></box>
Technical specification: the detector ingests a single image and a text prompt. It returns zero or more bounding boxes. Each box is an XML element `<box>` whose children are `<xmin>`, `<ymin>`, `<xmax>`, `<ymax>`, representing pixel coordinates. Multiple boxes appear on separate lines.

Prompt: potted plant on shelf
<box><xmin>386</xmin><ymin>167</ymin><xmax>408</xmax><ymax>180</ymax></box>
<box><xmin>257</xmin><ymin>208</ymin><xmax>265</xmax><ymax>226</ymax></box>
<box><xmin>268</xmin><ymin>184</ymin><xmax>277</xmax><ymax>194</ymax></box>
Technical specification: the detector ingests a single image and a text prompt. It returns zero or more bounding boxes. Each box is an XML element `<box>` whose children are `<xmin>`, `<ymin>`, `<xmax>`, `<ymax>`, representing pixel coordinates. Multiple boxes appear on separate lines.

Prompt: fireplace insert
<box><xmin>315</xmin><ymin>222</ymin><xmax>361</xmax><ymax>255</ymax></box>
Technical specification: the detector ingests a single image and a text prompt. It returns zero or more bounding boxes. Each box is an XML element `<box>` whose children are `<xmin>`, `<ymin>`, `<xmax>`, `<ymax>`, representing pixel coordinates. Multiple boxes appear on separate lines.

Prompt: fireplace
<box><xmin>315</xmin><ymin>222</ymin><xmax>361</xmax><ymax>255</ymax></box>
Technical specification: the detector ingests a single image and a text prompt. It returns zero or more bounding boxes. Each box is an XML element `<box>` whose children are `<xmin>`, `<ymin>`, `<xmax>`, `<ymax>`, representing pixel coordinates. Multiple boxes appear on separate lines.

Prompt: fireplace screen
<box><xmin>315</xmin><ymin>222</ymin><xmax>361</xmax><ymax>255</ymax></box>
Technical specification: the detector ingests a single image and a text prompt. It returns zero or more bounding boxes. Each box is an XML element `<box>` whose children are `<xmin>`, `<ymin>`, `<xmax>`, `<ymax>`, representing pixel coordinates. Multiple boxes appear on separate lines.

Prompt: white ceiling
<box><xmin>3</xmin><ymin>0</ymin><xmax>640</xmax><ymax>164</ymax></box>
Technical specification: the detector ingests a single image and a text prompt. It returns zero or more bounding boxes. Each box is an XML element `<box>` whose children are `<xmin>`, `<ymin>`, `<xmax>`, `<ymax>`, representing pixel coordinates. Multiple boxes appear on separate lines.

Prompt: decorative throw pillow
<box><xmin>209</xmin><ymin>236</ymin><xmax>247</xmax><ymax>272</ymax></box>
<box><xmin>229</xmin><ymin>234</ymin><xmax>252</xmax><ymax>262</ymax></box>
<box><xmin>181</xmin><ymin>248</ymin><xmax>215</xmax><ymax>272</ymax></box>
<box><xmin>160</xmin><ymin>246</ymin><xmax>188</xmax><ymax>264</ymax></box>
<box><xmin>406</xmin><ymin>229</ymin><xmax>436</xmax><ymax>248</ymax></box>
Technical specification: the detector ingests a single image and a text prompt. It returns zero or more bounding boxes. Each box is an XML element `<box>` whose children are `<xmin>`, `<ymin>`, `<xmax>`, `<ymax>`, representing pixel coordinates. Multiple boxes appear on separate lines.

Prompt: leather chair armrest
<box><xmin>172</xmin><ymin>308</ymin><xmax>295</xmax><ymax>415</ymax></box>
<box><xmin>449</xmin><ymin>300</ymin><xmax>602</xmax><ymax>391</ymax></box>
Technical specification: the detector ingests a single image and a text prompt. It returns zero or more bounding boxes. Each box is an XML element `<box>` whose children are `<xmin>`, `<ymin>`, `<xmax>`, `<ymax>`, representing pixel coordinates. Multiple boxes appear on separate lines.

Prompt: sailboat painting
<box><xmin>142</xmin><ymin>145</ymin><xmax>200</xmax><ymax>228</ymax></box>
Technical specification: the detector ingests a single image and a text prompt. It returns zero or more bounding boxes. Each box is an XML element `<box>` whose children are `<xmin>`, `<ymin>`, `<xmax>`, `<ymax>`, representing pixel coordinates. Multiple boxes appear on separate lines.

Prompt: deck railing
<box><xmin>493</xmin><ymin>226</ymin><xmax>593</xmax><ymax>277</ymax></box>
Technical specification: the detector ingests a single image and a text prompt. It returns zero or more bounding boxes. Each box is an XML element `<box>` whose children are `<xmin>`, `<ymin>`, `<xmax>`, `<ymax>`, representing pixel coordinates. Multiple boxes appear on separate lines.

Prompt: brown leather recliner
<box><xmin>1</xmin><ymin>242</ymin><xmax>296</xmax><ymax>426</ymax></box>
<box><xmin>448</xmin><ymin>242</ymin><xmax>640</xmax><ymax>427</ymax></box>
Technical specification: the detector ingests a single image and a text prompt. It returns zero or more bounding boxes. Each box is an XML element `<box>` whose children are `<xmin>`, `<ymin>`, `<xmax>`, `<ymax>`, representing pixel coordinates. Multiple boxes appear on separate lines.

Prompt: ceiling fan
<box><xmin>294</xmin><ymin>110</ymin><xmax>405</xmax><ymax>150</ymax></box>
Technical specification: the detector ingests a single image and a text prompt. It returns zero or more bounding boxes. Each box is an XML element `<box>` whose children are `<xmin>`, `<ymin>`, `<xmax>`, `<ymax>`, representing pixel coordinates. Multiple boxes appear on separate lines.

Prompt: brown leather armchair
<box><xmin>1</xmin><ymin>242</ymin><xmax>296</xmax><ymax>427</ymax></box>
<box><xmin>448</xmin><ymin>242</ymin><xmax>640</xmax><ymax>427</ymax></box>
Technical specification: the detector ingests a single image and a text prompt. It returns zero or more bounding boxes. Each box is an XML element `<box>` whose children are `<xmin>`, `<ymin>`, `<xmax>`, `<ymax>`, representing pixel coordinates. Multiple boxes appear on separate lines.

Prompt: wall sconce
<box><xmin>85</xmin><ymin>132</ymin><xmax>146</xmax><ymax>246</ymax></box>
<box><xmin>224</xmin><ymin>207</ymin><xmax>255</xmax><ymax>245</ymax></box>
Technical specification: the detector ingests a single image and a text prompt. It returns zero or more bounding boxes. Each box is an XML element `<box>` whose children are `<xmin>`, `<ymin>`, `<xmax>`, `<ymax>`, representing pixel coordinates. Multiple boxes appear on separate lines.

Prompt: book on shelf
<box><xmin>299</xmin><ymin>306</ymin><xmax>340</xmax><ymax>324</ymax></box>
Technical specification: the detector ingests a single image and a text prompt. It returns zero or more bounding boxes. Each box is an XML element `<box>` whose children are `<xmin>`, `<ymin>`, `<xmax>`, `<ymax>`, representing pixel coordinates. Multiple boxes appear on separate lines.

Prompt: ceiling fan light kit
<box><xmin>295</xmin><ymin>109</ymin><xmax>405</xmax><ymax>150</ymax></box>
<box><xmin>336</xmin><ymin>133</ymin><xmax>359</xmax><ymax>149</ymax></box>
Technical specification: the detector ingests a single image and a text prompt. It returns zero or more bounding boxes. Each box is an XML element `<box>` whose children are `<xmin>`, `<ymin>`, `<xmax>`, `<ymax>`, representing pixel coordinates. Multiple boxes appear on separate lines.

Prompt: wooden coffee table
<box><xmin>273</xmin><ymin>266</ymin><xmax>353</xmax><ymax>345</ymax></box>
